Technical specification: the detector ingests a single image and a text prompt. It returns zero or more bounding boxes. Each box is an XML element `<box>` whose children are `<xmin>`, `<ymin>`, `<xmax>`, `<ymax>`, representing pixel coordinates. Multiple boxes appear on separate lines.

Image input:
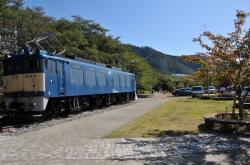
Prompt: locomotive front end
<box><xmin>3</xmin><ymin>52</ymin><xmax>48</xmax><ymax>116</ymax></box>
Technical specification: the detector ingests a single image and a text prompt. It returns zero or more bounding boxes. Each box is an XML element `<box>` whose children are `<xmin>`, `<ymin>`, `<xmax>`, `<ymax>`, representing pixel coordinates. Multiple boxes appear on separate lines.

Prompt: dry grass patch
<box><xmin>102</xmin><ymin>98</ymin><xmax>233</xmax><ymax>138</ymax></box>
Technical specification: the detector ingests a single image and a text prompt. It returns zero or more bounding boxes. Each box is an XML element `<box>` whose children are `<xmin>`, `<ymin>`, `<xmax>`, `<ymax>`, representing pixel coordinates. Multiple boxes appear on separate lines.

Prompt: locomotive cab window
<box><xmin>24</xmin><ymin>58</ymin><xmax>43</xmax><ymax>69</ymax></box>
<box><xmin>16</xmin><ymin>61</ymin><xmax>21</xmax><ymax>70</ymax></box>
<box><xmin>4</xmin><ymin>61</ymin><xmax>13</xmax><ymax>72</ymax></box>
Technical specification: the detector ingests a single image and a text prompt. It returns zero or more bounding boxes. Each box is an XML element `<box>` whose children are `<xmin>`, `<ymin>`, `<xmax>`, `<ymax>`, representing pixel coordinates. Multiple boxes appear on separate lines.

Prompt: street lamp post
<box><xmin>131</xmin><ymin>60</ymin><xmax>138</xmax><ymax>73</ymax></box>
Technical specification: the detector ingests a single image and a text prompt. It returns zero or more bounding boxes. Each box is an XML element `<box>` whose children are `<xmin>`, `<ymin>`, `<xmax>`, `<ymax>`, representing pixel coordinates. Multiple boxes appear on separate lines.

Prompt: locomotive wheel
<box><xmin>116</xmin><ymin>95</ymin><xmax>123</xmax><ymax>104</ymax></box>
<box><xmin>91</xmin><ymin>97</ymin><xmax>99</xmax><ymax>109</ymax></box>
<box><xmin>124</xmin><ymin>93</ymin><xmax>130</xmax><ymax>103</ymax></box>
<box><xmin>111</xmin><ymin>95</ymin><xmax>116</xmax><ymax>104</ymax></box>
<box><xmin>64</xmin><ymin>102</ymin><xmax>71</xmax><ymax>113</ymax></box>
<box><xmin>120</xmin><ymin>95</ymin><xmax>124</xmax><ymax>104</ymax></box>
<box><xmin>102</xmin><ymin>97</ymin><xmax>109</xmax><ymax>106</ymax></box>
<box><xmin>78</xmin><ymin>97</ymin><xmax>89</xmax><ymax>110</ymax></box>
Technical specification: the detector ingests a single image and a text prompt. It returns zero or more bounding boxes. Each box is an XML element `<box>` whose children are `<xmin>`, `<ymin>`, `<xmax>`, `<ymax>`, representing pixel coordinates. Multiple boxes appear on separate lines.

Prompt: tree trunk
<box><xmin>238</xmin><ymin>95</ymin><xmax>244</xmax><ymax>119</ymax></box>
<box><xmin>232</xmin><ymin>84</ymin><xmax>239</xmax><ymax>120</ymax></box>
<box><xmin>232</xmin><ymin>84</ymin><xmax>237</xmax><ymax>114</ymax></box>
<box><xmin>232</xmin><ymin>94</ymin><xmax>236</xmax><ymax>113</ymax></box>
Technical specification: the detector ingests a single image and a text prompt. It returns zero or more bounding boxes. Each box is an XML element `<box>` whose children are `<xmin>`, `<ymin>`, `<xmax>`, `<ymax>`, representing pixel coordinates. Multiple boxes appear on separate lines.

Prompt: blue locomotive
<box><xmin>2</xmin><ymin>33</ymin><xmax>136</xmax><ymax>118</ymax></box>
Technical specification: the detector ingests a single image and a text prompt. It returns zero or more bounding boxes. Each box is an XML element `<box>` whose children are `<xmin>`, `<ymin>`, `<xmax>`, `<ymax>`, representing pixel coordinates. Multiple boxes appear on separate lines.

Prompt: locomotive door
<box><xmin>131</xmin><ymin>75</ymin><xmax>136</xmax><ymax>92</ymax></box>
<box><xmin>57</xmin><ymin>61</ymin><xmax>65</xmax><ymax>95</ymax></box>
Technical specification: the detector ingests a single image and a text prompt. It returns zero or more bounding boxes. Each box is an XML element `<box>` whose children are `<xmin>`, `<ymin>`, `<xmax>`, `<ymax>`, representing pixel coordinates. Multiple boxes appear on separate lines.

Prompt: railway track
<box><xmin>0</xmin><ymin>116</ymin><xmax>37</xmax><ymax>133</ymax></box>
<box><xmin>2</xmin><ymin>125</ymin><xmax>15</xmax><ymax>132</ymax></box>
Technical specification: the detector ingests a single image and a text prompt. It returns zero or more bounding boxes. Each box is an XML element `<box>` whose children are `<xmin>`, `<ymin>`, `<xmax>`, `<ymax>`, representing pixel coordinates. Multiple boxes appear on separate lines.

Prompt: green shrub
<box><xmin>144</xmin><ymin>91</ymin><xmax>152</xmax><ymax>94</ymax></box>
<box><xmin>137</xmin><ymin>89</ymin><xmax>144</xmax><ymax>94</ymax></box>
<box><xmin>199</xmin><ymin>95</ymin><xmax>213</xmax><ymax>100</ymax></box>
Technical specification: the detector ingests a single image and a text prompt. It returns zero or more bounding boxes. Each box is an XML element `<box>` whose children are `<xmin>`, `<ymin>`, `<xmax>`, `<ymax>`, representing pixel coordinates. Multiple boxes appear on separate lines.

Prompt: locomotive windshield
<box><xmin>24</xmin><ymin>58</ymin><xmax>44</xmax><ymax>69</ymax></box>
<box><xmin>3</xmin><ymin>57</ymin><xmax>44</xmax><ymax>74</ymax></box>
<box><xmin>4</xmin><ymin>61</ymin><xmax>13</xmax><ymax>72</ymax></box>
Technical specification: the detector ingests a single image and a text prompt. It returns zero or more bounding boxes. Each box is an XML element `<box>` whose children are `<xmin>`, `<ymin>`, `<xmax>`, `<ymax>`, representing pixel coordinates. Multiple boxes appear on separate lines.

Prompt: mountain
<box><xmin>129</xmin><ymin>45</ymin><xmax>200</xmax><ymax>75</ymax></box>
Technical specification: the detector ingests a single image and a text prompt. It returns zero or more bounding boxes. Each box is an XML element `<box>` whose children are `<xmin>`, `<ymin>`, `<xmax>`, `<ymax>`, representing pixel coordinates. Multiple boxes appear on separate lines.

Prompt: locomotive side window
<box><xmin>126</xmin><ymin>76</ymin><xmax>130</xmax><ymax>87</ymax></box>
<box><xmin>47</xmin><ymin>59</ymin><xmax>56</xmax><ymax>74</ymax></box>
<box><xmin>86</xmin><ymin>67</ymin><xmax>96</xmax><ymax>86</ymax></box>
<box><xmin>4</xmin><ymin>61</ymin><xmax>13</xmax><ymax>72</ymax></box>
<box><xmin>120</xmin><ymin>75</ymin><xmax>125</xmax><ymax>87</ymax></box>
<box><xmin>47</xmin><ymin>60</ymin><xmax>52</xmax><ymax>73</ymax></box>
<box><xmin>71</xmin><ymin>66</ymin><xmax>83</xmax><ymax>85</ymax></box>
<box><xmin>58</xmin><ymin>61</ymin><xmax>63</xmax><ymax>75</ymax></box>
<box><xmin>52</xmin><ymin>61</ymin><xmax>56</xmax><ymax>73</ymax></box>
<box><xmin>98</xmin><ymin>70</ymin><xmax>106</xmax><ymax>86</ymax></box>
<box><xmin>114</xmin><ymin>73</ymin><xmax>119</xmax><ymax>87</ymax></box>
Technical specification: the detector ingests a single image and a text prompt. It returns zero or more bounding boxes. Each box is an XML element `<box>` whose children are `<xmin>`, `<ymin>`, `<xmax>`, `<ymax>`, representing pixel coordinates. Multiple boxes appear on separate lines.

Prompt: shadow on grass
<box><xmin>144</xmin><ymin>124</ymin><xmax>212</xmax><ymax>137</ymax></box>
<box><xmin>145</xmin><ymin>129</ymin><xmax>196</xmax><ymax>137</ymax></box>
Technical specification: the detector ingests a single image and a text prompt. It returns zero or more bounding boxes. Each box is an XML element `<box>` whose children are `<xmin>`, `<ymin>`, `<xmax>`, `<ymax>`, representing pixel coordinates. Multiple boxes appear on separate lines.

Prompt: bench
<box><xmin>213</xmin><ymin>97</ymin><xmax>235</xmax><ymax>100</ymax></box>
<box><xmin>203</xmin><ymin>113</ymin><xmax>250</xmax><ymax>132</ymax></box>
<box><xmin>235</xmin><ymin>102</ymin><xmax>250</xmax><ymax>108</ymax></box>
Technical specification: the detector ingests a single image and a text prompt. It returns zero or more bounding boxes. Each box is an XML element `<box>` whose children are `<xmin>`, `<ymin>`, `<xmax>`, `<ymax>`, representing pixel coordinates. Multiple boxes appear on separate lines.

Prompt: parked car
<box><xmin>172</xmin><ymin>88</ymin><xmax>192</xmax><ymax>96</ymax></box>
<box><xmin>208</xmin><ymin>86</ymin><xmax>216</xmax><ymax>94</ymax></box>
<box><xmin>221</xmin><ymin>86</ymin><xmax>235</xmax><ymax>96</ymax></box>
<box><xmin>192</xmin><ymin>86</ymin><xmax>204</xmax><ymax>98</ymax></box>
<box><xmin>218</xmin><ymin>87</ymin><xmax>226</xmax><ymax>93</ymax></box>
<box><xmin>241</xmin><ymin>87</ymin><xmax>250</xmax><ymax>97</ymax></box>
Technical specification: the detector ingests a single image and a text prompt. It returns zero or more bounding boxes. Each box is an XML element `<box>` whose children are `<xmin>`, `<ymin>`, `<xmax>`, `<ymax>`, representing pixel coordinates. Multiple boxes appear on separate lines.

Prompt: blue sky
<box><xmin>23</xmin><ymin>0</ymin><xmax>250</xmax><ymax>56</ymax></box>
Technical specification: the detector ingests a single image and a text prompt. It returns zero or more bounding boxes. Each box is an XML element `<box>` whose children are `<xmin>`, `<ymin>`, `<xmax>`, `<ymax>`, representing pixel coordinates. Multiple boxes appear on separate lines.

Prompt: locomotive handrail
<box><xmin>33</xmin><ymin>84</ymin><xmax>38</xmax><ymax>94</ymax></box>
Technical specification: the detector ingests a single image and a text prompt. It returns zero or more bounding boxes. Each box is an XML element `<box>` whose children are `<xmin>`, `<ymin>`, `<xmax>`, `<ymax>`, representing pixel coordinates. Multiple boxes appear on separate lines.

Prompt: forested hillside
<box><xmin>130</xmin><ymin>45</ymin><xmax>200</xmax><ymax>75</ymax></box>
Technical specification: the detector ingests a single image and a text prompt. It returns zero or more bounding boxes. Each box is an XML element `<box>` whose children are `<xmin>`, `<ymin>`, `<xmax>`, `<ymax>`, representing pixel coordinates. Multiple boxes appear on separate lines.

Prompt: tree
<box><xmin>180</xmin><ymin>10</ymin><xmax>250</xmax><ymax>119</ymax></box>
<box><xmin>0</xmin><ymin>0</ymin><xmax>22</xmax><ymax>55</ymax></box>
<box><xmin>0</xmin><ymin>3</ymin><xmax>55</xmax><ymax>56</ymax></box>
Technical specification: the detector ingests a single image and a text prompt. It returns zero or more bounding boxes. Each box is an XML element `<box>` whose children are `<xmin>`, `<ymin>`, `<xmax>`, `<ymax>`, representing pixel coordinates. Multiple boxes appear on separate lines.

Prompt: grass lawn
<box><xmin>102</xmin><ymin>97</ymin><xmax>234</xmax><ymax>139</ymax></box>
